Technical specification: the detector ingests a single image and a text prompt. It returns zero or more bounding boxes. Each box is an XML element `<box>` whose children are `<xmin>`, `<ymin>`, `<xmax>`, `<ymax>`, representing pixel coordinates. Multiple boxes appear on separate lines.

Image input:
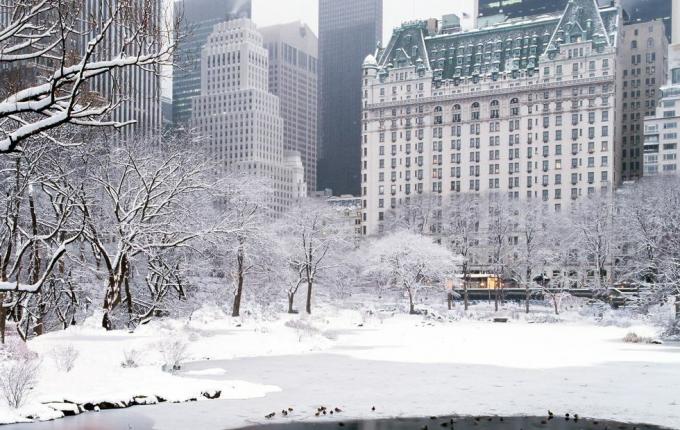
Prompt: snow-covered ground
<box><xmin>1</xmin><ymin>301</ymin><xmax>680</xmax><ymax>429</ymax></box>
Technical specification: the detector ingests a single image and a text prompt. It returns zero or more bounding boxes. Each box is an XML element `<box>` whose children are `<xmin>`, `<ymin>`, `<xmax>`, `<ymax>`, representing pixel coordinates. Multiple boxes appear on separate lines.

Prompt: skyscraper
<box><xmin>172</xmin><ymin>0</ymin><xmax>251</xmax><ymax>126</ymax></box>
<box><xmin>317</xmin><ymin>0</ymin><xmax>383</xmax><ymax>196</ymax></box>
<box><xmin>260</xmin><ymin>22</ymin><xmax>319</xmax><ymax>193</ymax></box>
<box><xmin>191</xmin><ymin>19</ymin><xmax>306</xmax><ymax>213</ymax></box>
<box><xmin>619</xmin><ymin>20</ymin><xmax>668</xmax><ymax>179</ymax></box>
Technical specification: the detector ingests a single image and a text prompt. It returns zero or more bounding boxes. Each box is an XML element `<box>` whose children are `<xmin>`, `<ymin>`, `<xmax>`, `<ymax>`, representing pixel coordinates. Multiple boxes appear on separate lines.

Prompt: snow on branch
<box><xmin>0</xmin><ymin>0</ymin><xmax>178</xmax><ymax>153</ymax></box>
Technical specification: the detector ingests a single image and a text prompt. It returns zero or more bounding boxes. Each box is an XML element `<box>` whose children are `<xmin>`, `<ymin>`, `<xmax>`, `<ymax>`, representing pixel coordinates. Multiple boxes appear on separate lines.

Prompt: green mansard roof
<box><xmin>375</xmin><ymin>0</ymin><xmax>620</xmax><ymax>81</ymax></box>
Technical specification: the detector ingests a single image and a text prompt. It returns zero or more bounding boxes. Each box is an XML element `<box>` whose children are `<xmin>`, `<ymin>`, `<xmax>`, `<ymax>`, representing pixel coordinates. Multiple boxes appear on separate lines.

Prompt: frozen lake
<box><xmin>7</xmin><ymin>352</ymin><xmax>680</xmax><ymax>430</ymax></box>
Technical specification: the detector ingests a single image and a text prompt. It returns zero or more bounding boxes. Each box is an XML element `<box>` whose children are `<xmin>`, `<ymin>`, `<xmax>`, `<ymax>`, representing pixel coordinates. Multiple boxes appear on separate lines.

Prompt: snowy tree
<box><xmin>212</xmin><ymin>177</ymin><xmax>271</xmax><ymax>317</ymax></box>
<box><xmin>570</xmin><ymin>193</ymin><xmax>618</xmax><ymax>291</ymax></box>
<box><xmin>618</xmin><ymin>177</ymin><xmax>680</xmax><ymax>329</ymax></box>
<box><xmin>441</xmin><ymin>193</ymin><xmax>481</xmax><ymax>311</ymax></box>
<box><xmin>277</xmin><ymin>199</ymin><xmax>352</xmax><ymax>314</ymax></box>
<box><xmin>384</xmin><ymin>193</ymin><xmax>442</xmax><ymax>234</ymax></box>
<box><xmin>77</xmin><ymin>138</ymin><xmax>221</xmax><ymax>329</ymax></box>
<box><xmin>507</xmin><ymin>198</ymin><xmax>551</xmax><ymax>313</ymax></box>
<box><xmin>0</xmin><ymin>0</ymin><xmax>177</xmax><ymax>153</ymax></box>
<box><xmin>364</xmin><ymin>231</ymin><xmax>457</xmax><ymax>314</ymax></box>
<box><xmin>485</xmin><ymin>193</ymin><xmax>515</xmax><ymax>312</ymax></box>
<box><xmin>0</xmin><ymin>139</ymin><xmax>85</xmax><ymax>342</ymax></box>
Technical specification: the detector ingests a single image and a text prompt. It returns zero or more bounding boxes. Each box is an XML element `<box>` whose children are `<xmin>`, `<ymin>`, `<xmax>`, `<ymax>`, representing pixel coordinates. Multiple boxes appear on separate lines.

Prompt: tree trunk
<box><xmin>0</xmin><ymin>292</ymin><xmax>5</xmax><ymax>344</ymax></box>
<box><xmin>232</xmin><ymin>246</ymin><xmax>245</xmax><ymax>317</ymax></box>
<box><xmin>122</xmin><ymin>256</ymin><xmax>133</xmax><ymax>326</ymax></box>
<box><xmin>407</xmin><ymin>287</ymin><xmax>416</xmax><ymax>314</ymax></box>
<box><xmin>525</xmin><ymin>286</ymin><xmax>530</xmax><ymax>314</ymax></box>
<box><xmin>494</xmin><ymin>286</ymin><xmax>499</xmax><ymax>312</ymax></box>
<box><xmin>463</xmin><ymin>265</ymin><xmax>469</xmax><ymax>311</ymax></box>
<box><xmin>553</xmin><ymin>295</ymin><xmax>560</xmax><ymax>315</ymax></box>
<box><xmin>525</xmin><ymin>268</ymin><xmax>532</xmax><ymax>314</ymax></box>
<box><xmin>447</xmin><ymin>292</ymin><xmax>452</xmax><ymax>310</ymax></box>
<box><xmin>102</xmin><ymin>272</ymin><xmax>124</xmax><ymax>330</ymax></box>
<box><xmin>675</xmin><ymin>295</ymin><xmax>680</xmax><ymax>322</ymax></box>
<box><xmin>29</xmin><ymin>191</ymin><xmax>45</xmax><ymax>336</ymax></box>
<box><xmin>287</xmin><ymin>293</ymin><xmax>295</xmax><ymax>314</ymax></box>
<box><xmin>464</xmin><ymin>285</ymin><xmax>469</xmax><ymax>311</ymax></box>
<box><xmin>305</xmin><ymin>277</ymin><xmax>313</xmax><ymax>314</ymax></box>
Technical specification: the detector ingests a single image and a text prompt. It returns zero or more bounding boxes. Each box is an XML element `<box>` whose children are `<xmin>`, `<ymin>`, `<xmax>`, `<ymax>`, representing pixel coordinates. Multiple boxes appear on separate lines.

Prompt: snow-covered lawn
<box><xmin>1</xmin><ymin>302</ymin><xmax>679</xmax><ymax>428</ymax></box>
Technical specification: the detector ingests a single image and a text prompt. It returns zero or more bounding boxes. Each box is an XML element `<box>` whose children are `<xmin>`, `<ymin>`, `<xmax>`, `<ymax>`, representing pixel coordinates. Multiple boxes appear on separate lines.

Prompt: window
<box><xmin>471</xmin><ymin>102</ymin><xmax>480</xmax><ymax>121</ymax></box>
<box><xmin>434</xmin><ymin>106</ymin><xmax>443</xmax><ymax>125</ymax></box>
<box><xmin>452</xmin><ymin>104</ymin><xmax>461</xmax><ymax>123</ymax></box>
<box><xmin>490</xmin><ymin>100</ymin><xmax>500</xmax><ymax>119</ymax></box>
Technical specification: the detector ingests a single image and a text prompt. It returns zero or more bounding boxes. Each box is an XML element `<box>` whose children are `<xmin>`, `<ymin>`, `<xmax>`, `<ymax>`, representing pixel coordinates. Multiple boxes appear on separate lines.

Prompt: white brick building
<box><xmin>360</xmin><ymin>0</ymin><xmax>624</xmax><ymax>236</ymax></box>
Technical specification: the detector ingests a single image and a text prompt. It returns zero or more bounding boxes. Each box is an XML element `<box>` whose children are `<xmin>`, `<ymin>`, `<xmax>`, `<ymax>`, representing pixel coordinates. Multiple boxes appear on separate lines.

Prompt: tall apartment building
<box><xmin>260</xmin><ymin>22</ymin><xmax>319</xmax><ymax>193</ymax></box>
<box><xmin>643</xmin><ymin>0</ymin><xmax>680</xmax><ymax>175</ymax></box>
<box><xmin>361</xmin><ymin>0</ymin><xmax>623</xmax><ymax>236</ymax></box>
<box><xmin>318</xmin><ymin>0</ymin><xmax>383</xmax><ymax>195</ymax></box>
<box><xmin>619</xmin><ymin>20</ymin><xmax>668</xmax><ymax>179</ymax></box>
<box><xmin>173</xmin><ymin>0</ymin><xmax>252</xmax><ymax>126</ymax></box>
<box><xmin>191</xmin><ymin>19</ymin><xmax>306</xmax><ymax>213</ymax></box>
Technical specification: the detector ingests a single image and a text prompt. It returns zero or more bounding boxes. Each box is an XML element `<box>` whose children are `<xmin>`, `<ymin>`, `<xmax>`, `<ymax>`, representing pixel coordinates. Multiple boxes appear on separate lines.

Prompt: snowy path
<box><xmin>6</xmin><ymin>318</ymin><xmax>680</xmax><ymax>430</ymax></box>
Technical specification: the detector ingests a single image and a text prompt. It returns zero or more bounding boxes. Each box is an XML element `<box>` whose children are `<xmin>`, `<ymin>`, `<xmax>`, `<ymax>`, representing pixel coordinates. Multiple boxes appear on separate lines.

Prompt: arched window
<box><xmin>631</xmin><ymin>40</ymin><xmax>637</xmax><ymax>49</ymax></box>
<box><xmin>510</xmin><ymin>98</ymin><xmax>520</xmax><ymax>116</ymax></box>
<box><xmin>471</xmin><ymin>102</ymin><xmax>480</xmax><ymax>121</ymax></box>
<box><xmin>452</xmin><ymin>104</ymin><xmax>461</xmax><ymax>123</ymax></box>
<box><xmin>434</xmin><ymin>106</ymin><xmax>443</xmax><ymax>125</ymax></box>
<box><xmin>647</xmin><ymin>38</ymin><xmax>655</xmax><ymax>49</ymax></box>
<box><xmin>490</xmin><ymin>100</ymin><xmax>500</xmax><ymax>119</ymax></box>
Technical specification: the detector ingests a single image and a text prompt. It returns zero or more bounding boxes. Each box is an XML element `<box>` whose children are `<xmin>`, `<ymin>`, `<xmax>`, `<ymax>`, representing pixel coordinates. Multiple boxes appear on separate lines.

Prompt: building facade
<box><xmin>621</xmin><ymin>0</ymin><xmax>672</xmax><ymax>39</ymax></box>
<box><xmin>361</xmin><ymin>0</ymin><xmax>623</xmax><ymax>236</ymax></box>
<box><xmin>619</xmin><ymin>20</ymin><xmax>668</xmax><ymax>179</ymax></box>
<box><xmin>172</xmin><ymin>0</ymin><xmax>252</xmax><ymax>126</ymax></box>
<box><xmin>260</xmin><ymin>22</ymin><xmax>319</xmax><ymax>193</ymax></box>
<box><xmin>317</xmin><ymin>0</ymin><xmax>383</xmax><ymax>195</ymax></box>
<box><xmin>643</xmin><ymin>0</ymin><xmax>680</xmax><ymax>175</ymax></box>
<box><xmin>191</xmin><ymin>19</ymin><xmax>306</xmax><ymax>213</ymax></box>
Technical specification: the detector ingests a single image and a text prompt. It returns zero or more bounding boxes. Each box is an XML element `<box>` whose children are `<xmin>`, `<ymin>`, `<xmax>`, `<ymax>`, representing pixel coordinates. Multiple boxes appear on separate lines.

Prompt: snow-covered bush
<box><xmin>623</xmin><ymin>332</ymin><xmax>657</xmax><ymax>344</ymax></box>
<box><xmin>121</xmin><ymin>349</ymin><xmax>141</xmax><ymax>368</ymax></box>
<box><xmin>285</xmin><ymin>318</ymin><xmax>321</xmax><ymax>341</ymax></box>
<box><xmin>159</xmin><ymin>338</ymin><xmax>189</xmax><ymax>372</ymax></box>
<box><xmin>0</xmin><ymin>359</ymin><xmax>40</xmax><ymax>408</ymax></box>
<box><xmin>51</xmin><ymin>345</ymin><xmax>78</xmax><ymax>372</ymax></box>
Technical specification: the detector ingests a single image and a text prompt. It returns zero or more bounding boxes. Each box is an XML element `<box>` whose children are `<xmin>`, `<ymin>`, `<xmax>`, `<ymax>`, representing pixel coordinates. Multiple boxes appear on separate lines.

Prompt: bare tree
<box><xmin>485</xmin><ymin>193</ymin><xmax>515</xmax><ymax>312</ymax></box>
<box><xmin>441</xmin><ymin>193</ymin><xmax>480</xmax><ymax>311</ymax></box>
<box><xmin>0</xmin><ymin>0</ymin><xmax>177</xmax><ymax>153</ymax></box>
<box><xmin>508</xmin><ymin>198</ymin><xmax>550</xmax><ymax>313</ymax></box>
<box><xmin>570</xmin><ymin>193</ymin><xmax>618</xmax><ymax>291</ymax></box>
<box><xmin>0</xmin><ymin>139</ymin><xmax>84</xmax><ymax>342</ymax></box>
<box><xmin>278</xmin><ymin>200</ymin><xmax>352</xmax><ymax>315</ymax></box>
<box><xmin>214</xmin><ymin>177</ymin><xmax>270</xmax><ymax>317</ymax></box>
<box><xmin>384</xmin><ymin>193</ymin><xmax>442</xmax><ymax>235</ymax></box>
<box><xmin>77</xmin><ymin>139</ymin><xmax>219</xmax><ymax>329</ymax></box>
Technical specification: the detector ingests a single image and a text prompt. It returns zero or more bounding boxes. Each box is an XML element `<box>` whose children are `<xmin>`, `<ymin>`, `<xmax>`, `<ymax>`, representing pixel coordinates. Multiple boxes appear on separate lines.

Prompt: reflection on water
<box><xmin>240</xmin><ymin>416</ymin><xmax>670</xmax><ymax>430</ymax></box>
<box><xmin>7</xmin><ymin>414</ymin><xmax>671</xmax><ymax>430</ymax></box>
<box><xmin>5</xmin><ymin>409</ymin><xmax>154</xmax><ymax>430</ymax></box>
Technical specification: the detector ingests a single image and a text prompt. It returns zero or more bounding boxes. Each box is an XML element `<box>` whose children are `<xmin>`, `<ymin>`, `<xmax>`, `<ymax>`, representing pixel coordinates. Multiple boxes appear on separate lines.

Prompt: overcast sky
<box><xmin>251</xmin><ymin>0</ymin><xmax>476</xmax><ymax>41</ymax></box>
